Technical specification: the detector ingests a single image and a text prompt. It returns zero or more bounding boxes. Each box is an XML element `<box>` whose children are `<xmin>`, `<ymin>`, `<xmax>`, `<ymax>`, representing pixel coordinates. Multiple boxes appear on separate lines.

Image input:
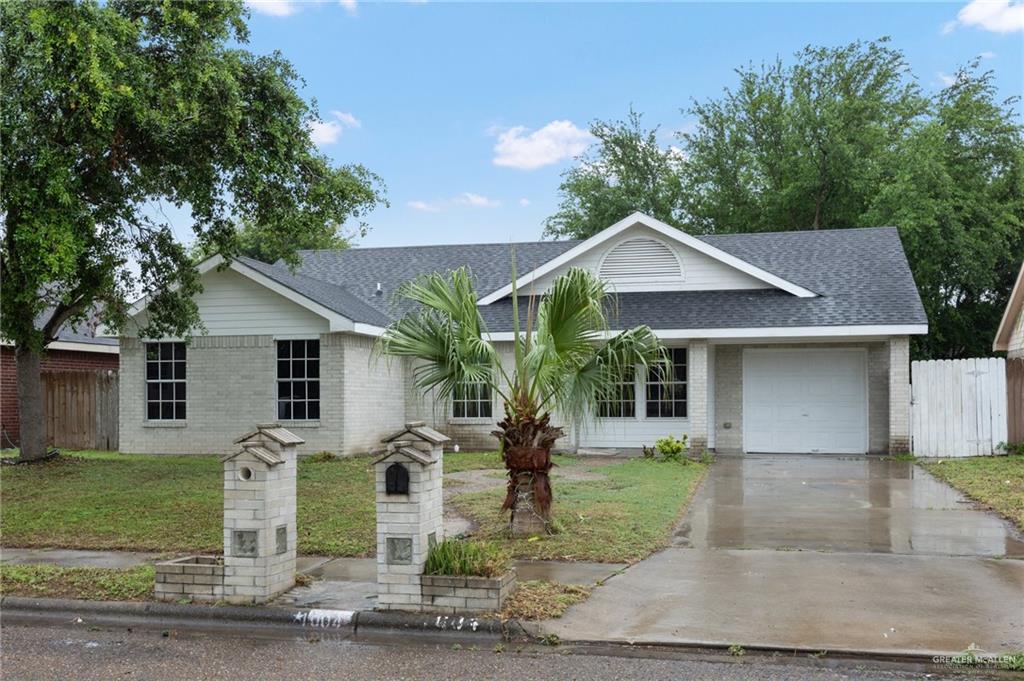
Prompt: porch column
<box><xmin>688</xmin><ymin>340</ymin><xmax>709</xmax><ymax>454</ymax></box>
<box><xmin>888</xmin><ymin>336</ymin><xmax>911</xmax><ymax>453</ymax></box>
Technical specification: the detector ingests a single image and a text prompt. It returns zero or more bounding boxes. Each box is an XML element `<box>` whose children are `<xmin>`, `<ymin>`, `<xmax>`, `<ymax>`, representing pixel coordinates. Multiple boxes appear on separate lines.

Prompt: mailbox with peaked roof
<box><xmin>374</xmin><ymin>420</ymin><xmax>449</xmax><ymax>611</ymax></box>
<box><xmin>220</xmin><ymin>424</ymin><xmax>303</xmax><ymax>603</ymax></box>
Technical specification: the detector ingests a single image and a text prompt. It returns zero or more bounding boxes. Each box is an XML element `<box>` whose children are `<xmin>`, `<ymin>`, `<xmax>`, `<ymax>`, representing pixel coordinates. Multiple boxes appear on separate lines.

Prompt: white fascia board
<box><xmin>483</xmin><ymin>324</ymin><xmax>928</xmax><ymax>342</ymax></box>
<box><xmin>993</xmin><ymin>261</ymin><xmax>1024</xmax><ymax>352</ymax></box>
<box><xmin>48</xmin><ymin>341</ymin><xmax>120</xmax><ymax>354</ymax></box>
<box><xmin>0</xmin><ymin>338</ymin><xmax>120</xmax><ymax>354</ymax></box>
<box><xmin>476</xmin><ymin>212</ymin><xmax>818</xmax><ymax>304</ymax></box>
<box><xmin>352</xmin><ymin>322</ymin><xmax>387</xmax><ymax>337</ymax></box>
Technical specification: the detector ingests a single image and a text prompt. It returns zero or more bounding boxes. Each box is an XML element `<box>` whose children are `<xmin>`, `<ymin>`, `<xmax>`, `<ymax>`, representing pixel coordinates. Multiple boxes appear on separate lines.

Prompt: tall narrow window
<box><xmin>146</xmin><ymin>342</ymin><xmax>186</xmax><ymax>420</ymax></box>
<box><xmin>646</xmin><ymin>348</ymin><xmax>687</xmax><ymax>418</ymax></box>
<box><xmin>277</xmin><ymin>339</ymin><xmax>320</xmax><ymax>420</ymax></box>
<box><xmin>452</xmin><ymin>379</ymin><xmax>492</xmax><ymax>419</ymax></box>
<box><xmin>597</xmin><ymin>367</ymin><xmax>636</xmax><ymax>418</ymax></box>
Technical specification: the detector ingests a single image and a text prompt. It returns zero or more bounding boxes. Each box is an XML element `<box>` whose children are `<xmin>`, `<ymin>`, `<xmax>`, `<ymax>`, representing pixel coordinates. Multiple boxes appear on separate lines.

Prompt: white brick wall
<box><xmin>688</xmin><ymin>340</ymin><xmax>709</xmax><ymax>451</ymax></box>
<box><xmin>120</xmin><ymin>333</ymin><xmax>399</xmax><ymax>456</ymax></box>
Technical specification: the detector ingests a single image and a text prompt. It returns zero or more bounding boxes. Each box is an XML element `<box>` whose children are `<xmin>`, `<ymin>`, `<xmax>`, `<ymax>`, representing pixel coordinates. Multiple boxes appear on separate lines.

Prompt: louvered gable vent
<box><xmin>598</xmin><ymin>238</ymin><xmax>682</xmax><ymax>282</ymax></box>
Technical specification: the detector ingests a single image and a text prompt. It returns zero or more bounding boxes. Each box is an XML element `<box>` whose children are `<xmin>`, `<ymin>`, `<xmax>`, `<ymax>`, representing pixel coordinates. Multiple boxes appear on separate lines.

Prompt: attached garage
<box><xmin>743</xmin><ymin>348</ymin><xmax>868</xmax><ymax>454</ymax></box>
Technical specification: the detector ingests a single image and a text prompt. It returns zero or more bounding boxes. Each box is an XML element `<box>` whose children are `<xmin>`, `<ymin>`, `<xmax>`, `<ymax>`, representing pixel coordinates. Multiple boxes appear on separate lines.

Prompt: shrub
<box><xmin>424</xmin><ymin>539</ymin><xmax>509</xmax><ymax>578</ymax></box>
<box><xmin>998</xmin><ymin>441</ymin><xmax>1024</xmax><ymax>457</ymax></box>
<box><xmin>655</xmin><ymin>435</ymin><xmax>688</xmax><ymax>463</ymax></box>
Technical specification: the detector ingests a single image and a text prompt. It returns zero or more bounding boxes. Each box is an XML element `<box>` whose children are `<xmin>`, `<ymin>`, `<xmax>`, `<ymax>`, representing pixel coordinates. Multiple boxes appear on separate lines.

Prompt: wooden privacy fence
<box><xmin>42</xmin><ymin>370</ymin><xmax>119</xmax><ymax>451</ymax></box>
<box><xmin>911</xmin><ymin>358</ymin><xmax>1007</xmax><ymax>457</ymax></box>
<box><xmin>1009</xmin><ymin>358</ymin><xmax>1024</xmax><ymax>444</ymax></box>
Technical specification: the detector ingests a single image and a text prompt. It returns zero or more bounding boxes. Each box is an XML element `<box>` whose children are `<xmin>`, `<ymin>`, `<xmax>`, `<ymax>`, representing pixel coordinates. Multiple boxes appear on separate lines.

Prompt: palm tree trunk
<box><xmin>495</xmin><ymin>410</ymin><xmax>563</xmax><ymax>536</ymax></box>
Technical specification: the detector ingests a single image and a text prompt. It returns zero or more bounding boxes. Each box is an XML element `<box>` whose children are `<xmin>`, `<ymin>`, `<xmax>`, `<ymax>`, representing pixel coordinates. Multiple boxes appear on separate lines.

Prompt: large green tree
<box><xmin>1</xmin><ymin>0</ymin><xmax>385</xmax><ymax>461</ymax></box>
<box><xmin>543</xmin><ymin>110</ymin><xmax>685</xmax><ymax>239</ymax></box>
<box><xmin>547</xmin><ymin>39</ymin><xmax>1024</xmax><ymax>359</ymax></box>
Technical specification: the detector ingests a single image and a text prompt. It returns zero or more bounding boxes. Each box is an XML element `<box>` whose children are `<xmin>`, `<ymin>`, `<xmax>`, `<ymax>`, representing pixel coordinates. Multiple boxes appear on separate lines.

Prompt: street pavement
<box><xmin>0</xmin><ymin>624</ymin><xmax>994</xmax><ymax>681</ymax></box>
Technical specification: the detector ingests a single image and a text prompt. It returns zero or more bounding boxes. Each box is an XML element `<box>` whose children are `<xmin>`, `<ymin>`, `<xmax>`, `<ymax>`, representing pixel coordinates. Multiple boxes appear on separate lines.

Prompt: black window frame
<box><xmin>145</xmin><ymin>341</ymin><xmax>186</xmax><ymax>421</ymax></box>
<box><xmin>451</xmin><ymin>378</ymin><xmax>493</xmax><ymax>420</ymax></box>
<box><xmin>646</xmin><ymin>348</ymin><xmax>688</xmax><ymax>418</ymax></box>
<box><xmin>277</xmin><ymin>339</ymin><xmax>320</xmax><ymax>421</ymax></box>
<box><xmin>597</xmin><ymin>366</ymin><xmax>636</xmax><ymax>418</ymax></box>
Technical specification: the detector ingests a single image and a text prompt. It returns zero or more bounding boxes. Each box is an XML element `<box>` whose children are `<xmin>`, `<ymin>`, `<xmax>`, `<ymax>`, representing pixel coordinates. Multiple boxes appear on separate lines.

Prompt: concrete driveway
<box><xmin>538</xmin><ymin>455</ymin><xmax>1024</xmax><ymax>656</ymax></box>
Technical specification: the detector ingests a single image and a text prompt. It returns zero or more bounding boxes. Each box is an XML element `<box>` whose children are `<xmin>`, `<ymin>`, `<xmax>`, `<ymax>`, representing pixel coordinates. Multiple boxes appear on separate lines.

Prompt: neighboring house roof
<box><xmin>0</xmin><ymin>309</ymin><xmax>119</xmax><ymax>353</ymax></box>
<box><xmin>994</xmin><ymin>261</ymin><xmax>1024</xmax><ymax>352</ymax></box>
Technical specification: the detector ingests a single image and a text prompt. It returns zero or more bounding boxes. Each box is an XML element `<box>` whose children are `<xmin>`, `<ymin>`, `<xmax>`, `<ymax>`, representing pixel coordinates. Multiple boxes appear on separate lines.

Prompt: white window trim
<box><xmin>594</xmin><ymin>345</ymin><xmax>691</xmax><ymax>424</ymax></box>
<box><xmin>448</xmin><ymin>377</ymin><xmax>495</xmax><ymax>424</ymax></box>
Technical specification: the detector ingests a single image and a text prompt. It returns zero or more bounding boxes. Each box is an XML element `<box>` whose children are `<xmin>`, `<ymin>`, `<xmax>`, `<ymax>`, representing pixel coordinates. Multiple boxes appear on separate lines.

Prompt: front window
<box><xmin>146</xmin><ymin>342</ymin><xmax>186</xmax><ymax>420</ymax></box>
<box><xmin>646</xmin><ymin>348</ymin><xmax>687</xmax><ymax>418</ymax></box>
<box><xmin>597</xmin><ymin>367</ymin><xmax>636</xmax><ymax>418</ymax></box>
<box><xmin>452</xmin><ymin>379</ymin><xmax>492</xmax><ymax>419</ymax></box>
<box><xmin>277</xmin><ymin>339</ymin><xmax>320</xmax><ymax>420</ymax></box>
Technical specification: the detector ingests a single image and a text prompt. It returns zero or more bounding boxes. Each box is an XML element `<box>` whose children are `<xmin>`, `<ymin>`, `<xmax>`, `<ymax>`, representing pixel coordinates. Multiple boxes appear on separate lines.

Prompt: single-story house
<box><xmin>994</xmin><ymin>261</ymin><xmax>1024</xmax><ymax>360</ymax></box>
<box><xmin>1</xmin><ymin>316</ymin><xmax>119</xmax><ymax>446</ymax></box>
<box><xmin>118</xmin><ymin>213</ymin><xmax>927</xmax><ymax>456</ymax></box>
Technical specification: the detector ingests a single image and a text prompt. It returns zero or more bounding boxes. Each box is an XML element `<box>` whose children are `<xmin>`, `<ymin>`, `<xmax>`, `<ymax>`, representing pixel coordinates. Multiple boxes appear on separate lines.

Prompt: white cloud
<box><xmin>407</xmin><ymin>200</ymin><xmax>440</xmax><ymax>212</ymax></box>
<box><xmin>454</xmin><ymin>192</ymin><xmax>501</xmax><ymax>208</ymax></box>
<box><xmin>980</xmin><ymin>50</ymin><xmax>998</xmax><ymax>58</ymax></box>
<box><xmin>518</xmin><ymin>198</ymin><xmax>531</xmax><ymax>207</ymax></box>
<box><xmin>330</xmin><ymin>110</ymin><xmax>361</xmax><ymax>128</ymax></box>
<box><xmin>309</xmin><ymin>120</ymin><xmax>343</xmax><ymax>145</ymax></box>
<box><xmin>246</xmin><ymin>0</ymin><xmax>298</xmax><ymax>16</ymax></box>
<box><xmin>491</xmin><ymin>120</ymin><xmax>592</xmax><ymax>170</ymax></box>
<box><xmin>308</xmin><ymin>110</ymin><xmax>361</xmax><ymax>146</ymax></box>
<box><xmin>945</xmin><ymin>0</ymin><xmax>1024</xmax><ymax>34</ymax></box>
<box><xmin>408</xmin><ymin>193</ymin><xmax>501</xmax><ymax>212</ymax></box>
<box><xmin>339</xmin><ymin>0</ymin><xmax>358</xmax><ymax>15</ymax></box>
<box><xmin>938</xmin><ymin>71</ymin><xmax>959</xmax><ymax>86</ymax></box>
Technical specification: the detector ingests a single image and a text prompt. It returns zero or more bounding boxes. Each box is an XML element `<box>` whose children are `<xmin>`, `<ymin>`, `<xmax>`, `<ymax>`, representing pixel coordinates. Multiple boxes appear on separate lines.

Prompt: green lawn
<box><xmin>1</xmin><ymin>450</ymin><xmax>706</xmax><ymax>564</ymax></box>
<box><xmin>920</xmin><ymin>456</ymin><xmax>1024</xmax><ymax>530</ymax></box>
<box><xmin>454</xmin><ymin>458</ymin><xmax>707</xmax><ymax>564</ymax></box>
<box><xmin>0</xmin><ymin>563</ymin><xmax>155</xmax><ymax>601</ymax></box>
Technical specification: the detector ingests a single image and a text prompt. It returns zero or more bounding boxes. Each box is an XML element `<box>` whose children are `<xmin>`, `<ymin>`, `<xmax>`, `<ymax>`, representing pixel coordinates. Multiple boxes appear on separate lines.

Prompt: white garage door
<box><xmin>743</xmin><ymin>348</ymin><xmax>867</xmax><ymax>454</ymax></box>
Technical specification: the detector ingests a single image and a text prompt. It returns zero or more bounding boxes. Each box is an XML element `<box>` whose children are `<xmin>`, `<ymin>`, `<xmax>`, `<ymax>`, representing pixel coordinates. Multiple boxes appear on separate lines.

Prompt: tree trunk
<box><xmin>15</xmin><ymin>345</ymin><xmax>47</xmax><ymax>461</ymax></box>
<box><xmin>509</xmin><ymin>471</ymin><xmax>549</xmax><ymax>536</ymax></box>
<box><xmin>494</xmin><ymin>409</ymin><xmax>564</xmax><ymax>537</ymax></box>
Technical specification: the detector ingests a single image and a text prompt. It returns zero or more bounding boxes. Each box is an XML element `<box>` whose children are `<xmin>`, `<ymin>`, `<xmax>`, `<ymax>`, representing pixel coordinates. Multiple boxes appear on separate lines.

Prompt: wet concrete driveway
<box><xmin>538</xmin><ymin>455</ymin><xmax>1024</xmax><ymax>656</ymax></box>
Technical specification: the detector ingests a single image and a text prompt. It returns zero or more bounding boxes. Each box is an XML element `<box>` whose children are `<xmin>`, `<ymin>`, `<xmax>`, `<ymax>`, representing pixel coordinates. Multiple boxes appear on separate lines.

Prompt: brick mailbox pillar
<box><xmin>374</xmin><ymin>420</ymin><xmax>450</xmax><ymax>611</ymax></box>
<box><xmin>219</xmin><ymin>424</ymin><xmax>303</xmax><ymax>604</ymax></box>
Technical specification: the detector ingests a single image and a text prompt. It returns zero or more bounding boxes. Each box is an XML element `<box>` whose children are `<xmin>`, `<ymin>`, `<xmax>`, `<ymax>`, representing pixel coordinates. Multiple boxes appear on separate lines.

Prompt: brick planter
<box><xmin>419</xmin><ymin>570</ymin><xmax>516</xmax><ymax>614</ymax></box>
<box><xmin>154</xmin><ymin>555</ymin><xmax>224</xmax><ymax>603</ymax></box>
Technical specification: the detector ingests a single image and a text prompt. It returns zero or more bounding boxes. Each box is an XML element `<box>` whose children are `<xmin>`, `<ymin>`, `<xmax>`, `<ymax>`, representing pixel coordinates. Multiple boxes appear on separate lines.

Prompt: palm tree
<box><xmin>378</xmin><ymin>264</ymin><xmax>666</xmax><ymax>535</ymax></box>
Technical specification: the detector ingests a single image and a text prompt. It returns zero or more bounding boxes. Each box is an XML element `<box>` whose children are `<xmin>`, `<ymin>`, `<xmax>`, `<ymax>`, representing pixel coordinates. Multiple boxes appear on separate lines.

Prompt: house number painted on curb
<box><xmin>294</xmin><ymin>609</ymin><xmax>355</xmax><ymax>628</ymax></box>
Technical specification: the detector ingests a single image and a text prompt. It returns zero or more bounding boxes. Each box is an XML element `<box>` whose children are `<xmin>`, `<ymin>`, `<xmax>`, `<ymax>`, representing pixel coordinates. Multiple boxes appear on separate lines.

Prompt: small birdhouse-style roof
<box><xmin>233</xmin><ymin>424</ymin><xmax>305</xmax><ymax>446</ymax></box>
<box><xmin>381</xmin><ymin>420</ymin><xmax>451</xmax><ymax>446</ymax></box>
<box><xmin>220</xmin><ymin>444</ymin><xmax>284</xmax><ymax>467</ymax></box>
<box><xmin>373</xmin><ymin>443</ymin><xmax>439</xmax><ymax>467</ymax></box>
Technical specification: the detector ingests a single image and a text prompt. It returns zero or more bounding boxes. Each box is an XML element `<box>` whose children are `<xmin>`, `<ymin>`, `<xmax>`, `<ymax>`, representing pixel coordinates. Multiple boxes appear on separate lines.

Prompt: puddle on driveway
<box><xmin>674</xmin><ymin>454</ymin><xmax>1024</xmax><ymax>557</ymax></box>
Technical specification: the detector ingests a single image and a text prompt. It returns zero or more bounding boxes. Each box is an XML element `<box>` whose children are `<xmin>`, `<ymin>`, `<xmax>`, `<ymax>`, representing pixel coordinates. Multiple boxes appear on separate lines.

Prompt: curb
<box><xmin>0</xmin><ymin>596</ymin><xmax>505</xmax><ymax>638</ymax></box>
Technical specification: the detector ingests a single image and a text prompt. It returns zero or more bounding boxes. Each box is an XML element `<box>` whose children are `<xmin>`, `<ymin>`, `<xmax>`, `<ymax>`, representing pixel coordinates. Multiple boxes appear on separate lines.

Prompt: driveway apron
<box><xmin>539</xmin><ymin>454</ymin><xmax>1024</xmax><ymax>656</ymax></box>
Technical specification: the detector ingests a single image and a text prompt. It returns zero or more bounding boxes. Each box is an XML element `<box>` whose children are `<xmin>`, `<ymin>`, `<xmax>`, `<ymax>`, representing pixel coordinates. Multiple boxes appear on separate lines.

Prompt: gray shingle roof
<box><xmin>249</xmin><ymin>226</ymin><xmax>925</xmax><ymax>331</ymax></box>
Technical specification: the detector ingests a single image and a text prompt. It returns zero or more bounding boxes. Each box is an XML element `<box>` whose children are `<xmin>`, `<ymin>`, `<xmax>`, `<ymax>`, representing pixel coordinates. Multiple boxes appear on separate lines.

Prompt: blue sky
<box><xmin>229</xmin><ymin>0</ymin><xmax>1024</xmax><ymax>248</ymax></box>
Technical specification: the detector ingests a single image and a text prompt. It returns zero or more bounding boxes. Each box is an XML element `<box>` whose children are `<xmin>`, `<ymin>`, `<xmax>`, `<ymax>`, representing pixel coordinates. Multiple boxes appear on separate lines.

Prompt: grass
<box><xmin>0</xmin><ymin>564</ymin><xmax>154</xmax><ymax>601</ymax></box>
<box><xmin>2</xmin><ymin>450</ymin><xmax>707</xmax><ymax>564</ymax></box>
<box><xmin>453</xmin><ymin>458</ymin><xmax>707</xmax><ymax>563</ymax></box>
<box><xmin>501</xmin><ymin>580</ymin><xmax>591</xmax><ymax>620</ymax></box>
<box><xmin>423</xmin><ymin>538</ymin><xmax>509</xmax><ymax>577</ymax></box>
<box><xmin>920</xmin><ymin>455</ymin><xmax>1024</xmax><ymax>530</ymax></box>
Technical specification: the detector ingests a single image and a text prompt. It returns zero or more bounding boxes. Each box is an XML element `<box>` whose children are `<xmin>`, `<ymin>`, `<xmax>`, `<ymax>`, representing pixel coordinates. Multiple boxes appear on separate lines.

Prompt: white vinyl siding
<box><xmin>530</xmin><ymin>224</ymin><xmax>772</xmax><ymax>294</ymax></box>
<box><xmin>1008</xmin><ymin>308</ymin><xmax>1024</xmax><ymax>358</ymax></box>
<box><xmin>191</xmin><ymin>269</ymin><xmax>330</xmax><ymax>336</ymax></box>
